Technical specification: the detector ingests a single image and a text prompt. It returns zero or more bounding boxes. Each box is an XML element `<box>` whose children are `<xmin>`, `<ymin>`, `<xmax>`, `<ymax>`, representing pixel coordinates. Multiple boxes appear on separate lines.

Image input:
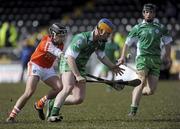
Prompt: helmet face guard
<box><xmin>96</xmin><ymin>18</ymin><xmax>114</xmax><ymax>42</ymax></box>
<box><xmin>143</xmin><ymin>3</ymin><xmax>156</xmax><ymax>13</ymax></box>
<box><xmin>49</xmin><ymin>23</ymin><xmax>67</xmax><ymax>37</ymax></box>
<box><xmin>97</xmin><ymin>18</ymin><xmax>114</xmax><ymax>33</ymax></box>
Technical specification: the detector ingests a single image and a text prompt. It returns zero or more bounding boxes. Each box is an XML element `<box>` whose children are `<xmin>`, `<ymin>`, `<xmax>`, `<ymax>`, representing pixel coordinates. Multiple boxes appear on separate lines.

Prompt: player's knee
<box><xmin>74</xmin><ymin>96</ymin><xmax>84</xmax><ymax>104</ymax></box>
<box><xmin>64</xmin><ymin>85</ymin><xmax>74</xmax><ymax>94</ymax></box>
<box><xmin>136</xmin><ymin>80</ymin><xmax>146</xmax><ymax>90</ymax></box>
<box><xmin>146</xmin><ymin>89</ymin><xmax>155</xmax><ymax>95</ymax></box>
<box><xmin>54</xmin><ymin>86</ymin><xmax>62</xmax><ymax>92</ymax></box>
<box><xmin>139</xmin><ymin>78</ymin><xmax>146</xmax><ymax>87</ymax></box>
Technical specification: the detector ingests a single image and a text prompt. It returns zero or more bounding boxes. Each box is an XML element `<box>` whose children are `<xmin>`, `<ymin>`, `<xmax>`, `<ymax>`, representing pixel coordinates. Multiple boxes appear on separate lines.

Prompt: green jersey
<box><xmin>59</xmin><ymin>31</ymin><xmax>106</xmax><ymax>76</ymax></box>
<box><xmin>126</xmin><ymin>20</ymin><xmax>172</xmax><ymax>58</ymax></box>
<box><xmin>125</xmin><ymin>20</ymin><xmax>172</xmax><ymax>76</ymax></box>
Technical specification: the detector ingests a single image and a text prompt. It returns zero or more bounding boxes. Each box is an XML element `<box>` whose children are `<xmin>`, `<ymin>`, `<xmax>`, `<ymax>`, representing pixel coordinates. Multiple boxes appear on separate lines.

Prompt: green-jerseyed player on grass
<box><xmin>119</xmin><ymin>3</ymin><xmax>172</xmax><ymax>116</ymax></box>
<box><xmin>46</xmin><ymin>18</ymin><xmax>124</xmax><ymax>122</ymax></box>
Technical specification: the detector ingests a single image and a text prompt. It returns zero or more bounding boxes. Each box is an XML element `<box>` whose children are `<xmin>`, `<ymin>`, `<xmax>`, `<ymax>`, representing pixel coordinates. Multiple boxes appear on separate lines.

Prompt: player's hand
<box><xmin>76</xmin><ymin>76</ymin><xmax>86</xmax><ymax>83</ymax></box>
<box><xmin>57</xmin><ymin>52</ymin><xmax>64</xmax><ymax>59</ymax></box>
<box><xmin>59</xmin><ymin>53</ymin><xmax>64</xmax><ymax>58</ymax></box>
<box><xmin>164</xmin><ymin>57</ymin><xmax>172</xmax><ymax>68</ymax></box>
<box><xmin>111</xmin><ymin>65</ymin><xmax>125</xmax><ymax>76</ymax></box>
<box><xmin>118</xmin><ymin>56</ymin><xmax>126</xmax><ymax>65</ymax></box>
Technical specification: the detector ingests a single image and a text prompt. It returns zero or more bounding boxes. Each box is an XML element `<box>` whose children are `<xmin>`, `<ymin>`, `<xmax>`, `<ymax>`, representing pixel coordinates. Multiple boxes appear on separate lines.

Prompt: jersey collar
<box><xmin>142</xmin><ymin>19</ymin><xmax>159</xmax><ymax>24</ymax></box>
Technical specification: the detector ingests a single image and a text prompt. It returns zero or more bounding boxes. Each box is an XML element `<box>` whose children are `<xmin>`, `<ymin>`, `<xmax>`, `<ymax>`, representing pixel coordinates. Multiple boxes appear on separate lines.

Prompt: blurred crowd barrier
<box><xmin>0</xmin><ymin>64</ymin><xmax>26</xmax><ymax>83</ymax></box>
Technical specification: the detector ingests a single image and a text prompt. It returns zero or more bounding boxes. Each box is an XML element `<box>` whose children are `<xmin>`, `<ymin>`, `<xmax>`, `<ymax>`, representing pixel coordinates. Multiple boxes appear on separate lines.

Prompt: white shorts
<box><xmin>27</xmin><ymin>61</ymin><xmax>57</xmax><ymax>81</ymax></box>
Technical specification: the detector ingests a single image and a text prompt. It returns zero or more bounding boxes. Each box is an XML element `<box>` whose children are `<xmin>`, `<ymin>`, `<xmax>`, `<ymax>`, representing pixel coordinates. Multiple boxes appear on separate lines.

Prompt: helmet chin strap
<box><xmin>52</xmin><ymin>31</ymin><xmax>56</xmax><ymax>39</ymax></box>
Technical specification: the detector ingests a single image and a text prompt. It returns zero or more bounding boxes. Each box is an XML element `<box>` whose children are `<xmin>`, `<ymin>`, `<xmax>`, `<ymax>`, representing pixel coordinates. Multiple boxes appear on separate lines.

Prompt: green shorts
<box><xmin>59</xmin><ymin>56</ymin><xmax>86</xmax><ymax>77</ymax></box>
<box><xmin>136</xmin><ymin>56</ymin><xmax>162</xmax><ymax>77</ymax></box>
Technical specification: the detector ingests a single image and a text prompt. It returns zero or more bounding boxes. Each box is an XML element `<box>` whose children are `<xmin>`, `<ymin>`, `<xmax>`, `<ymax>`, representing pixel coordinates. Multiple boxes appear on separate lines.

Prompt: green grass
<box><xmin>0</xmin><ymin>81</ymin><xmax>180</xmax><ymax>129</ymax></box>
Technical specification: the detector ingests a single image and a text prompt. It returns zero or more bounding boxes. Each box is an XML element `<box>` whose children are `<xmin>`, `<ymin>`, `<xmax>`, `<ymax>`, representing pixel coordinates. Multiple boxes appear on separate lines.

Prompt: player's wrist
<box><xmin>76</xmin><ymin>76</ymin><xmax>86</xmax><ymax>82</ymax></box>
<box><xmin>58</xmin><ymin>51</ymin><xmax>64</xmax><ymax>58</ymax></box>
<box><xmin>110</xmin><ymin>64</ymin><xmax>116</xmax><ymax>69</ymax></box>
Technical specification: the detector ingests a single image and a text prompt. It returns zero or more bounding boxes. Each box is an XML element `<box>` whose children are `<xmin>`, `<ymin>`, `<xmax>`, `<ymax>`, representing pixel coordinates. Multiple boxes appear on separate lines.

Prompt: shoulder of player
<box><xmin>38</xmin><ymin>35</ymin><xmax>59</xmax><ymax>50</ymax></box>
<box><xmin>153</xmin><ymin>22</ymin><xmax>168</xmax><ymax>31</ymax></box>
<box><xmin>153</xmin><ymin>21</ymin><xmax>163</xmax><ymax>27</ymax></box>
<box><xmin>72</xmin><ymin>32</ymin><xmax>90</xmax><ymax>44</ymax></box>
<box><xmin>73</xmin><ymin>32</ymin><xmax>87</xmax><ymax>41</ymax></box>
<box><xmin>37</xmin><ymin>35</ymin><xmax>50</xmax><ymax>47</ymax></box>
<box><xmin>131</xmin><ymin>23</ymin><xmax>141</xmax><ymax>30</ymax></box>
<box><xmin>38</xmin><ymin>35</ymin><xmax>50</xmax><ymax>42</ymax></box>
<box><xmin>43</xmin><ymin>34</ymin><xmax>50</xmax><ymax>40</ymax></box>
<box><xmin>154</xmin><ymin>23</ymin><xmax>166</xmax><ymax>29</ymax></box>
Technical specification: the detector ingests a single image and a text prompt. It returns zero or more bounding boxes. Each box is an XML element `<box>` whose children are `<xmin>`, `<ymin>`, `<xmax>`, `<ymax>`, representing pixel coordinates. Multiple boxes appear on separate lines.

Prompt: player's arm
<box><xmin>67</xmin><ymin>55</ymin><xmax>85</xmax><ymax>82</ymax></box>
<box><xmin>161</xmin><ymin>30</ymin><xmax>172</xmax><ymax>58</ymax></box>
<box><xmin>164</xmin><ymin>44</ymin><xmax>171</xmax><ymax>58</ymax></box>
<box><xmin>118</xmin><ymin>36</ymin><xmax>138</xmax><ymax>64</ymax></box>
<box><xmin>46</xmin><ymin>42</ymin><xmax>63</xmax><ymax>58</ymax></box>
<box><xmin>118</xmin><ymin>25</ymin><xmax>138</xmax><ymax>64</ymax></box>
<box><xmin>119</xmin><ymin>43</ymin><xmax>129</xmax><ymax>64</ymax></box>
<box><xmin>96</xmin><ymin>50</ymin><xmax>124</xmax><ymax>75</ymax></box>
<box><xmin>161</xmin><ymin>33</ymin><xmax>173</xmax><ymax>67</ymax></box>
<box><xmin>65</xmin><ymin>37</ymin><xmax>86</xmax><ymax>82</ymax></box>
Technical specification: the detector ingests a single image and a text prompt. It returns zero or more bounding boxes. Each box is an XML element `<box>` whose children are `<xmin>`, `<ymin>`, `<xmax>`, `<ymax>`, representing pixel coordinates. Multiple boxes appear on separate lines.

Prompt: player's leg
<box><xmin>128</xmin><ymin>56</ymin><xmax>148</xmax><ymax>116</ymax></box>
<box><xmin>47</xmin><ymin>71</ymin><xmax>75</xmax><ymax>121</ymax></box>
<box><xmin>35</xmin><ymin>75</ymin><xmax>62</xmax><ymax>108</ymax></box>
<box><xmin>142</xmin><ymin>75</ymin><xmax>158</xmax><ymax>95</ymax></box>
<box><xmin>34</xmin><ymin>75</ymin><xmax>63</xmax><ymax>120</ymax></box>
<box><xmin>64</xmin><ymin>80</ymin><xmax>86</xmax><ymax>105</ymax></box>
<box><xmin>47</xmin><ymin>72</ymin><xmax>86</xmax><ymax>122</ymax></box>
<box><xmin>129</xmin><ymin>70</ymin><xmax>147</xmax><ymax>116</ymax></box>
<box><xmin>34</xmin><ymin>68</ymin><xmax>63</xmax><ymax>120</ymax></box>
<box><xmin>142</xmin><ymin>58</ymin><xmax>160</xmax><ymax>95</ymax></box>
<box><xmin>6</xmin><ymin>75</ymin><xmax>40</xmax><ymax>122</ymax></box>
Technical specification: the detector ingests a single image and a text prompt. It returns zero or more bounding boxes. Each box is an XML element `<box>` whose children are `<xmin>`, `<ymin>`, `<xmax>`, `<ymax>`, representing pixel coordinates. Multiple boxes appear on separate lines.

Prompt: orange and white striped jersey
<box><xmin>30</xmin><ymin>35</ymin><xmax>64</xmax><ymax>68</ymax></box>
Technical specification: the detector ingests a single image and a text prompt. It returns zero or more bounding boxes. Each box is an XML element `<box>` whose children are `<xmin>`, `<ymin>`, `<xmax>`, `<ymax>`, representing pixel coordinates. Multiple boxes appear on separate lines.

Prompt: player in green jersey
<box><xmin>47</xmin><ymin>18</ymin><xmax>124</xmax><ymax>122</ymax></box>
<box><xmin>118</xmin><ymin>3</ymin><xmax>172</xmax><ymax>116</ymax></box>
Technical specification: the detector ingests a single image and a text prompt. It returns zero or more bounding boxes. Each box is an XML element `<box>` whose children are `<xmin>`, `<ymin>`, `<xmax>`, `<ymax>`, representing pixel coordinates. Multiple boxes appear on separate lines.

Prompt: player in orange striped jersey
<box><xmin>6</xmin><ymin>23</ymin><xmax>67</xmax><ymax>123</ymax></box>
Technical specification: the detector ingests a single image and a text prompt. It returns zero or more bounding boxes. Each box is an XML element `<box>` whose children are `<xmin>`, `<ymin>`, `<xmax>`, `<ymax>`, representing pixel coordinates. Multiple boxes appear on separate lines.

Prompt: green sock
<box><xmin>130</xmin><ymin>106</ymin><xmax>138</xmax><ymax>113</ymax></box>
<box><xmin>49</xmin><ymin>99</ymin><xmax>55</xmax><ymax>109</ymax></box>
<box><xmin>50</xmin><ymin>107</ymin><xmax>60</xmax><ymax>116</ymax></box>
<box><xmin>46</xmin><ymin>99</ymin><xmax>54</xmax><ymax>117</ymax></box>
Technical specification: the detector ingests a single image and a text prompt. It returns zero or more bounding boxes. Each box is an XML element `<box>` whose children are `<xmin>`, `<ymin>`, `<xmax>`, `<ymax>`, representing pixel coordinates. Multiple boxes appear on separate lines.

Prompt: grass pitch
<box><xmin>0</xmin><ymin>81</ymin><xmax>180</xmax><ymax>129</ymax></box>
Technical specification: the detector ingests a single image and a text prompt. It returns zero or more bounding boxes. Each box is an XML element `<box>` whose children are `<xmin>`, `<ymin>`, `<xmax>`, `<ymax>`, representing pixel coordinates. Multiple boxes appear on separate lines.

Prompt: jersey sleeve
<box><xmin>65</xmin><ymin>34</ymin><xmax>86</xmax><ymax>58</ymax></box>
<box><xmin>161</xmin><ymin>26</ymin><xmax>173</xmax><ymax>45</ymax></box>
<box><xmin>125</xmin><ymin>25</ymin><xmax>139</xmax><ymax>46</ymax></box>
<box><xmin>38</xmin><ymin>36</ymin><xmax>63</xmax><ymax>58</ymax></box>
<box><xmin>46</xmin><ymin>42</ymin><xmax>63</xmax><ymax>58</ymax></box>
